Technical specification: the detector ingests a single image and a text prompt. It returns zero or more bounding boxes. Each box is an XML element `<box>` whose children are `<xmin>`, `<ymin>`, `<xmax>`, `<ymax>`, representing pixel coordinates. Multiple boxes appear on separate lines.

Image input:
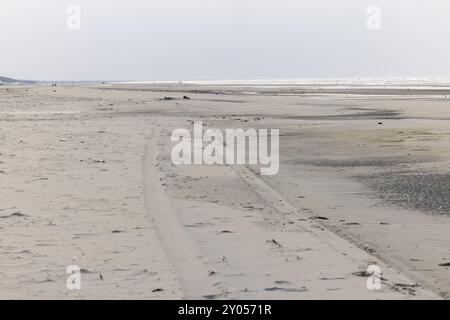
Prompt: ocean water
<box><xmin>114</xmin><ymin>78</ymin><xmax>450</xmax><ymax>90</ymax></box>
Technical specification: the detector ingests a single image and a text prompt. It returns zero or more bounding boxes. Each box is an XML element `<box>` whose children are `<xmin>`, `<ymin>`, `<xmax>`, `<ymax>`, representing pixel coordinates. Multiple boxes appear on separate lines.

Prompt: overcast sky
<box><xmin>1</xmin><ymin>0</ymin><xmax>450</xmax><ymax>81</ymax></box>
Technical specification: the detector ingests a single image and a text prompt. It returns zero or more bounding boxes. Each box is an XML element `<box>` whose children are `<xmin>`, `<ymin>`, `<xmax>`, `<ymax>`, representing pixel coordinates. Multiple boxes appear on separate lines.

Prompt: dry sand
<box><xmin>0</xmin><ymin>83</ymin><xmax>448</xmax><ymax>299</ymax></box>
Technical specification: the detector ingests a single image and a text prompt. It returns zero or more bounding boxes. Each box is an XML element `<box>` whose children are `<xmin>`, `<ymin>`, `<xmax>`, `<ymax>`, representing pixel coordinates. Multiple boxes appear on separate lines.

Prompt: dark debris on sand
<box><xmin>359</xmin><ymin>173</ymin><xmax>450</xmax><ymax>215</ymax></box>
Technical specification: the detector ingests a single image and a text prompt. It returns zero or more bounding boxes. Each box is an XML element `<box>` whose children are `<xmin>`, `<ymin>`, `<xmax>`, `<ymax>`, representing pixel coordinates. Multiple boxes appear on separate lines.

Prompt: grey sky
<box><xmin>1</xmin><ymin>0</ymin><xmax>450</xmax><ymax>81</ymax></box>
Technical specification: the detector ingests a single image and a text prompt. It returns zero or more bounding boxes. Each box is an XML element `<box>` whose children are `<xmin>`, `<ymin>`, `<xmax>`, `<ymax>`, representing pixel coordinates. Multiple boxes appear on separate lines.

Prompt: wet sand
<box><xmin>0</xmin><ymin>83</ymin><xmax>449</xmax><ymax>299</ymax></box>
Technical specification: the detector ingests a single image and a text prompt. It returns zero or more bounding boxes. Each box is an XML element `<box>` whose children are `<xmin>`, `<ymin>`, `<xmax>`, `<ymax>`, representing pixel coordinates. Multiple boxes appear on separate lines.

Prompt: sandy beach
<box><xmin>0</xmin><ymin>83</ymin><xmax>449</xmax><ymax>299</ymax></box>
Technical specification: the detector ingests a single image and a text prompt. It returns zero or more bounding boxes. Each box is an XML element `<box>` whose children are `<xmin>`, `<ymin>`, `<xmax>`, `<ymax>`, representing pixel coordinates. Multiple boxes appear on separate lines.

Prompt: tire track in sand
<box><xmin>232</xmin><ymin>165</ymin><xmax>440</xmax><ymax>299</ymax></box>
<box><xmin>142</xmin><ymin>126</ymin><xmax>222</xmax><ymax>299</ymax></box>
